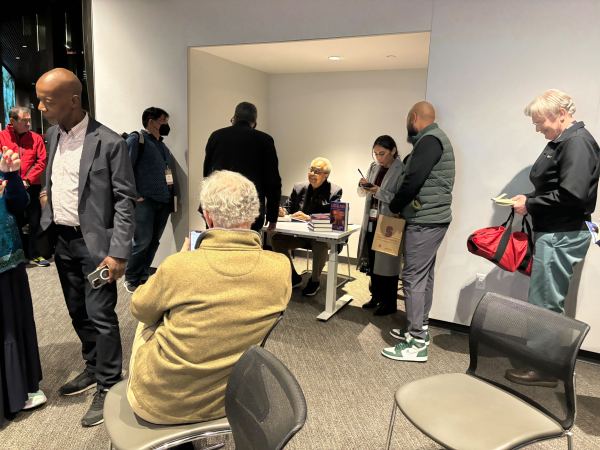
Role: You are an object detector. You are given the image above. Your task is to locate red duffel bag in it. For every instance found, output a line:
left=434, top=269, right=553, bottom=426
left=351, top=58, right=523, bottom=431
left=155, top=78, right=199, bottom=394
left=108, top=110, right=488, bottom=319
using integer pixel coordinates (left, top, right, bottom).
left=467, top=209, right=533, bottom=276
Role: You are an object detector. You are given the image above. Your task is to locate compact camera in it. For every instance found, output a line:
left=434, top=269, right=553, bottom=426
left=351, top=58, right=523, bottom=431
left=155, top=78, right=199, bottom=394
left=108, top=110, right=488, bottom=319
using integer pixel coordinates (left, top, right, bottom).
left=87, top=265, right=110, bottom=289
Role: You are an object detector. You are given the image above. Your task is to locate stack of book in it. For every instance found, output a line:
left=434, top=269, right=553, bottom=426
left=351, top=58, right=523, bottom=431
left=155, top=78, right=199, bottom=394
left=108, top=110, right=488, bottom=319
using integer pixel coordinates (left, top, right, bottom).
left=308, top=213, right=332, bottom=232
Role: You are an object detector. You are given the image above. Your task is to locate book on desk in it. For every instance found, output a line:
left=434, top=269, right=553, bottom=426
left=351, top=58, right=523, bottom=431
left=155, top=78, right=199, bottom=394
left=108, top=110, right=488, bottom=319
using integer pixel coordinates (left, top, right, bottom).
left=331, top=201, right=349, bottom=231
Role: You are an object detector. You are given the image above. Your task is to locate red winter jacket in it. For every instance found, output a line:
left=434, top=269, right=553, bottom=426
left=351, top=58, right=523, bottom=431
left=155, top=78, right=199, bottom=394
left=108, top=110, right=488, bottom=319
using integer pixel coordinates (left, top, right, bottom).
left=0, top=125, right=47, bottom=185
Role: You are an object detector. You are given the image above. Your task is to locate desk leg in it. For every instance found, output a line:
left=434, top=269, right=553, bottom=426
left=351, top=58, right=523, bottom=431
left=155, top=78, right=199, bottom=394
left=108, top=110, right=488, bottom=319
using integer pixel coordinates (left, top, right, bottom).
left=317, top=242, right=352, bottom=321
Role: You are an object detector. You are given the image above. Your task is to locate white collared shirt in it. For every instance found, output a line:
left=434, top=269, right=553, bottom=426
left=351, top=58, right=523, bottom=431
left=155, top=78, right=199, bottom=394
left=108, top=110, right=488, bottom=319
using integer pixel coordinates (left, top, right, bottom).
left=51, top=113, right=89, bottom=226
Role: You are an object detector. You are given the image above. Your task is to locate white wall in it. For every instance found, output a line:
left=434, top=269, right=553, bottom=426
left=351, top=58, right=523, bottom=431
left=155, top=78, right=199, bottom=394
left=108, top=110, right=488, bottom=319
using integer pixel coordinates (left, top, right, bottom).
left=91, top=0, right=432, bottom=262
left=268, top=70, right=427, bottom=255
left=426, top=0, right=600, bottom=352
left=92, top=0, right=600, bottom=352
left=188, top=50, right=269, bottom=231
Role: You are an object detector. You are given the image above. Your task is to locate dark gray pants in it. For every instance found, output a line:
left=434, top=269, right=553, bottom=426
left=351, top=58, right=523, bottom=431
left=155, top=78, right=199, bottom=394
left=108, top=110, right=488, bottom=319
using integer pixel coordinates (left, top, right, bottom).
left=402, top=224, right=448, bottom=340
left=54, top=232, right=122, bottom=389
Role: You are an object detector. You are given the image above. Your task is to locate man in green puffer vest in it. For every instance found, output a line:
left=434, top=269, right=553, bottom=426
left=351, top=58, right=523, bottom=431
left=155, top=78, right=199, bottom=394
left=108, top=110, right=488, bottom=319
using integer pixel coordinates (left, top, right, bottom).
left=381, top=101, right=455, bottom=363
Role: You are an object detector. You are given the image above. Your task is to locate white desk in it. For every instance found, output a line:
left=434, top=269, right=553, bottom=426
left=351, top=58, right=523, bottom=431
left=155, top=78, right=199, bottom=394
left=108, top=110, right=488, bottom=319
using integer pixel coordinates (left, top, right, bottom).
left=265, top=221, right=361, bottom=321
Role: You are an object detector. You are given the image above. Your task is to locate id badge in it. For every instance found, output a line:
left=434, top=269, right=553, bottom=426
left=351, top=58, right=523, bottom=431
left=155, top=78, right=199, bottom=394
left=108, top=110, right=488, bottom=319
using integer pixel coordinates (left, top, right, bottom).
left=165, top=168, right=174, bottom=186
left=369, top=208, right=378, bottom=220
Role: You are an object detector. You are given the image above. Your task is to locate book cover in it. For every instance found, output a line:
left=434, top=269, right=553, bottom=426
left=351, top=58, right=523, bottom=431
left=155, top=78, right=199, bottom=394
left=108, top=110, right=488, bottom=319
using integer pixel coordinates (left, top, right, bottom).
left=310, top=213, right=331, bottom=222
left=330, top=201, right=349, bottom=231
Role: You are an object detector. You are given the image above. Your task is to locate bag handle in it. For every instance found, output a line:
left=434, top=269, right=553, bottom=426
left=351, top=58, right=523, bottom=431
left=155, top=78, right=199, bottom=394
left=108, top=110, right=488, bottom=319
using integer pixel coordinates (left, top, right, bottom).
left=518, top=214, right=534, bottom=272
left=492, top=209, right=516, bottom=264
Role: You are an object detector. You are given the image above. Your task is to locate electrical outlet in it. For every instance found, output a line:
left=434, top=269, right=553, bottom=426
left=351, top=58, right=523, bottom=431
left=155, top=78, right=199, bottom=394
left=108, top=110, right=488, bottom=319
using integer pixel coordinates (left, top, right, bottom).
left=475, top=273, right=486, bottom=290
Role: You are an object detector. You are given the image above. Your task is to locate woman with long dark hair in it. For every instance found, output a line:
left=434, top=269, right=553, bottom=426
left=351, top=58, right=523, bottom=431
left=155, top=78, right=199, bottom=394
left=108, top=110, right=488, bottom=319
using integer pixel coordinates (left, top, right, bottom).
left=356, top=135, right=405, bottom=315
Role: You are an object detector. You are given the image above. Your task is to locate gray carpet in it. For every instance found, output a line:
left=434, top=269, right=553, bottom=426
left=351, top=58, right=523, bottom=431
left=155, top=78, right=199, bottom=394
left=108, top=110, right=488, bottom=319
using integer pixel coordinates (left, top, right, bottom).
left=2, top=260, right=600, bottom=450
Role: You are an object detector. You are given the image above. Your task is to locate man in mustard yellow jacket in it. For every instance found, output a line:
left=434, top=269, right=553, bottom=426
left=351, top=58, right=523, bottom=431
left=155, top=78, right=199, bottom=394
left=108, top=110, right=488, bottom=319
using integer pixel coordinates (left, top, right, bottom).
left=127, top=170, right=291, bottom=424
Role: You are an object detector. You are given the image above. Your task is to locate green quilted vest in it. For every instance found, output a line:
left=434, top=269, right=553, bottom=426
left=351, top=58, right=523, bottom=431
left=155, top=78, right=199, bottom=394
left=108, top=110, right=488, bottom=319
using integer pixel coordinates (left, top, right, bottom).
left=402, top=123, right=455, bottom=224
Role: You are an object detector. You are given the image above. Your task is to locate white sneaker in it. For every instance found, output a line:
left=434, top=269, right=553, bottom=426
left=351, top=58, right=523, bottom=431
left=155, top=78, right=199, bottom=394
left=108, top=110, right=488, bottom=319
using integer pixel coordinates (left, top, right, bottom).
left=23, top=390, right=47, bottom=410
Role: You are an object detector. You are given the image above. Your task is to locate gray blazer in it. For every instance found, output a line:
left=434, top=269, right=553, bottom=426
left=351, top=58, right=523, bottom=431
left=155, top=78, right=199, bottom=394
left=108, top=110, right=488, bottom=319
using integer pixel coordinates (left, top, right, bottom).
left=356, top=158, right=405, bottom=277
left=41, top=118, right=137, bottom=265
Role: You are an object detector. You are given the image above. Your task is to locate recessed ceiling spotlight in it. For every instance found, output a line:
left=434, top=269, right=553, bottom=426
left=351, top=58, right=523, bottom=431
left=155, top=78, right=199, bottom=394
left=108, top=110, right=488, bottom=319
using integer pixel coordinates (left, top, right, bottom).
left=386, top=54, right=397, bottom=58
left=328, top=55, right=343, bottom=61
left=22, top=45, right=28, bottom=48
left=15, top=56, right=21, bottom=60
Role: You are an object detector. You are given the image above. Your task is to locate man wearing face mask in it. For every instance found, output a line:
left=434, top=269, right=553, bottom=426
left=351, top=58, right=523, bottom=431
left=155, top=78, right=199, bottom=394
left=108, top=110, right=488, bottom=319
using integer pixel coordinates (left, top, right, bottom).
left=124, top=107, right=178, bottom=294
left=382, top=101, right=455, bottom=363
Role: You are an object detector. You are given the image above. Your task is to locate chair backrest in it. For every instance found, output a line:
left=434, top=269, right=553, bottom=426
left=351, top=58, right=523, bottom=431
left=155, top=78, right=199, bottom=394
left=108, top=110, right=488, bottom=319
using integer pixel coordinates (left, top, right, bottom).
left=225, top=346, right=307, bottom=450
left=468, top=292, right=590, bottom=430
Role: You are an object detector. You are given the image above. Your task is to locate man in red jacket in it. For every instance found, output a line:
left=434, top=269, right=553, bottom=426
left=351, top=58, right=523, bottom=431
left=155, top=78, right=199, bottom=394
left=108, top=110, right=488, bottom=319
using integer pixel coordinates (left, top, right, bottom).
left=0, top=106, right=49, bottom=266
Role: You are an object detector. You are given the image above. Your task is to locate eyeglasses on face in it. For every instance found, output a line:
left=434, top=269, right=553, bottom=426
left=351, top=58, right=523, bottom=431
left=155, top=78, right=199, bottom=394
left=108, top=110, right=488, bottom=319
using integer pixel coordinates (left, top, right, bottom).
left=308, top=167, right=329, bottom=175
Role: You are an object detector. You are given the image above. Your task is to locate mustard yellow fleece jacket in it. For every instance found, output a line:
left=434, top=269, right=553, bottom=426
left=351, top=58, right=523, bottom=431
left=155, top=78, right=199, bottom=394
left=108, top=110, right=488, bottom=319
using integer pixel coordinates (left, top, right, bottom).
left=128, top=229, right=291, bottom=424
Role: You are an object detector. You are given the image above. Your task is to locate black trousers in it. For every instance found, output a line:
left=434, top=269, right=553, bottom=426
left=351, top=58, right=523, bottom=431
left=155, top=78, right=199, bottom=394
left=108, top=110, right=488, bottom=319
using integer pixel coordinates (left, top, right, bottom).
left=17, top=184, right=42, bottom=259
left=54, top=229, right=122, bottom=389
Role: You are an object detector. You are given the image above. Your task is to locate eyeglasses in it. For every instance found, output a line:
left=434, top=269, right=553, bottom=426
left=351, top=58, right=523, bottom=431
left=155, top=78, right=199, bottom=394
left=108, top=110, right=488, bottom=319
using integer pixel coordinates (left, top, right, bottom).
left=308, top=167, right=329, bottom=175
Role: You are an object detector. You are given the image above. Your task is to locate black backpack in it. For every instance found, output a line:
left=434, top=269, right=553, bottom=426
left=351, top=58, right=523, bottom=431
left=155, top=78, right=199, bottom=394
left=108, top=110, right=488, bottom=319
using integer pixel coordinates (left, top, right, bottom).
left=121, top=131, right=145, bottom=168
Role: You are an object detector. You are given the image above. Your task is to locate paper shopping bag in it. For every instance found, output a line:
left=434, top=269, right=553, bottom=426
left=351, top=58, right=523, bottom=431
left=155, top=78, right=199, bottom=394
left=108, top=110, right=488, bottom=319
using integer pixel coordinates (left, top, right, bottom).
left=372, top=215, right=405, bottom=256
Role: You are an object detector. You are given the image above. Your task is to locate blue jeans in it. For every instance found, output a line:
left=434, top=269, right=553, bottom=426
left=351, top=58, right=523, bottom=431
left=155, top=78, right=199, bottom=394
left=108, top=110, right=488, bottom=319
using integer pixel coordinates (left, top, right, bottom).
left=528, top=230, right=590, bottom=314
left=125, top=198, right=171, bottom=286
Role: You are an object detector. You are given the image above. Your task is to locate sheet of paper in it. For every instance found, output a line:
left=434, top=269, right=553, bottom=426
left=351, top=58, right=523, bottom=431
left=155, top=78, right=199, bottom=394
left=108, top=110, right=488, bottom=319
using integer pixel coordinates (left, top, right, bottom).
left=491, top=193, right=515, bottom=206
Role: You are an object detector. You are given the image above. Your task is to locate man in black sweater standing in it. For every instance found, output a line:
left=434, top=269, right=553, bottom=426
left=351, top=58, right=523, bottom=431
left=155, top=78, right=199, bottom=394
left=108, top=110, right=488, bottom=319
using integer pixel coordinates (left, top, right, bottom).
left=203, top=102, right=281, bottom=231
left=381, top=101, right=455, bottom=363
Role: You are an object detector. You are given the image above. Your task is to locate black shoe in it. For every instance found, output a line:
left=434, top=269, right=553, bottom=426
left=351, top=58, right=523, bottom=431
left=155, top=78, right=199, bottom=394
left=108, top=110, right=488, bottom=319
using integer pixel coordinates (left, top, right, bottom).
left=59, top=370, right=97, bottom=396
left=302, top=280, right=321, bottom=296
left=81, top=389, right=108, bottom=427
left=291, top=271, right=303, bottom=288
left=374, top=304, right=397, bottom=316
left=362, top=298, right=380, bottom=309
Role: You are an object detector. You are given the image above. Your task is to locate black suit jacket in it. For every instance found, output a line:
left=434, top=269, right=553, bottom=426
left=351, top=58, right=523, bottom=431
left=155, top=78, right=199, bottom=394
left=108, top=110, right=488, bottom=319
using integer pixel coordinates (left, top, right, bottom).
left=283, top=181, right=343, bottom=215
left=203, top=122, right=282, bottom=223
left=41, top=117, right=137, bottom=265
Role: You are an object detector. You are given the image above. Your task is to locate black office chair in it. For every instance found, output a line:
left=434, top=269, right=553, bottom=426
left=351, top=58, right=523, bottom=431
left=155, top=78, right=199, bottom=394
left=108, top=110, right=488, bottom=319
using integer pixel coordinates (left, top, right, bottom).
left=225, top=346, right=308, bottom=450
left=386, top=292, right=589, bottom=450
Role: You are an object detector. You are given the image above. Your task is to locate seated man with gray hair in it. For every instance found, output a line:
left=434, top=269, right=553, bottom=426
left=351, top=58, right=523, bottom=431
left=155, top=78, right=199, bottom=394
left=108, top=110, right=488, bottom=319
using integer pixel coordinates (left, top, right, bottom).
left=272, top=157, right=342, bottom=296
left=127, top=170, right=292, bottom=425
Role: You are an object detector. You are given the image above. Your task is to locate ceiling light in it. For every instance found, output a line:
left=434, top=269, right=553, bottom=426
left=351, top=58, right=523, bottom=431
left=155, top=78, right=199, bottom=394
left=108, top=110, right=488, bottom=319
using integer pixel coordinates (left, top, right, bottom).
left=22, top=45, right=28, bottom=48
left=15, top=56, right=21, bottom=60
left=328, top=55, right=343, bottom=61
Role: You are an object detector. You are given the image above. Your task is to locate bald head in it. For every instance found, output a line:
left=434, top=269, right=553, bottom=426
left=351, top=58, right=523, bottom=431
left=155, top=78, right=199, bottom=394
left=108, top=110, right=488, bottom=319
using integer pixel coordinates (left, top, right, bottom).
left=36, top=68, right=85, bottom=129
left=406, top=101, right=436, bottom=140
left=410, top=101, right=435, bottom=122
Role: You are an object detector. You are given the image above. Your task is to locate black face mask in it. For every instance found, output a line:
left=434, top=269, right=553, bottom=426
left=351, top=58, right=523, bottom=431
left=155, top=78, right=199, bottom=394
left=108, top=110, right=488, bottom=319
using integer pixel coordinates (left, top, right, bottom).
left=159, top=123, right=171, bottom=136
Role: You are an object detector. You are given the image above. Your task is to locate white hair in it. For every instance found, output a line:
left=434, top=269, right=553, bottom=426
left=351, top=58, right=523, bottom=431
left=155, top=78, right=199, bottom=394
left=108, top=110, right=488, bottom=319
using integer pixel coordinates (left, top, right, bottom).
left=311, top=156, right=332, bottom=174
left=199, top=170, right=260, bottom=228
left=524, top=89, right=576, bottom=118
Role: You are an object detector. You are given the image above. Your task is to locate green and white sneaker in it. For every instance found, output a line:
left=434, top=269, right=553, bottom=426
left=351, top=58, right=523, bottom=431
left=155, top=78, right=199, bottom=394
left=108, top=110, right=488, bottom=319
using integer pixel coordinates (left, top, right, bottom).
left=389, top=326, right=431, bottom=346
left=382, top=336, right=428, bottom=362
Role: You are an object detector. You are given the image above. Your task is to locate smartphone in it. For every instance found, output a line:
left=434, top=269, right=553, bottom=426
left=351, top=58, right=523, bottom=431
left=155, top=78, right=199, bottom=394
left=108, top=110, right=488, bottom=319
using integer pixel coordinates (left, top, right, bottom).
left=189, top=230, right=204, bottom=250
left=357, top=168, right=374, bottom=188
left=87, top=265, right=110, bottom=289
